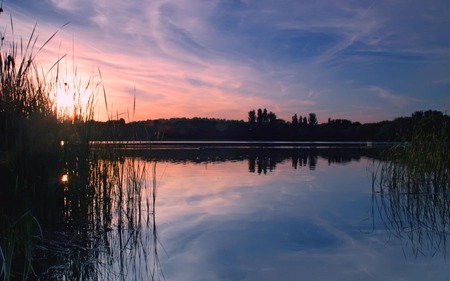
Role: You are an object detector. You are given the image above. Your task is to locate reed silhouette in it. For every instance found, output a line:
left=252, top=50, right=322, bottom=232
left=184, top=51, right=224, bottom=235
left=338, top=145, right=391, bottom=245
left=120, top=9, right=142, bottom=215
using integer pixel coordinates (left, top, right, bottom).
left=372, top=116, right=450, bottom=258
left=0, top=12, right=162, bottom=279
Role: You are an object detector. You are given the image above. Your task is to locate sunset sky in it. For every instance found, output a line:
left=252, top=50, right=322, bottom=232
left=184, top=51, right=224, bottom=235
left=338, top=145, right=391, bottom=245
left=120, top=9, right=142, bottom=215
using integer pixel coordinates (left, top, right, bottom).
left=2, top=0, right=450, bottom=123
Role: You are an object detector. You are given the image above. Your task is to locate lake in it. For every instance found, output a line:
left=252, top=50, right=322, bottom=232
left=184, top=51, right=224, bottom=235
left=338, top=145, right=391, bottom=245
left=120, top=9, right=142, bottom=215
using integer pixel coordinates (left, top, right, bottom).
left=1, top=144, right=449, bottom=280
left=150, top=146, right=449, bottom=281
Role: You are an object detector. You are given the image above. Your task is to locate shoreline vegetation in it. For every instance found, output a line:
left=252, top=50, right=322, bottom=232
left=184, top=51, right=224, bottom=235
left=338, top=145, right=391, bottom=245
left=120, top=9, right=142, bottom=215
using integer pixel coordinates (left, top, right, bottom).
left=372, top=111, right=450, bottom=258
left=0, top=9, right=449, bottom=281
left=78, top=109, right=449, bottom=143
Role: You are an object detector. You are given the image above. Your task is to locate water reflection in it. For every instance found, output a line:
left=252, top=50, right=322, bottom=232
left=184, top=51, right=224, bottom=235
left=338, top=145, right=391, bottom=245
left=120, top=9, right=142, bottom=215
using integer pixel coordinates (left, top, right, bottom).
left=2, top=145, right=450, bottom=280
left=112, top=146, right=376, bottom=174
left=372, top=157, right=450, bottom=259
left=52, top=153, right=163, bottom=281
left=0, top=146, right=164, bottom=280
left=151, top=150, right=449, bottom=280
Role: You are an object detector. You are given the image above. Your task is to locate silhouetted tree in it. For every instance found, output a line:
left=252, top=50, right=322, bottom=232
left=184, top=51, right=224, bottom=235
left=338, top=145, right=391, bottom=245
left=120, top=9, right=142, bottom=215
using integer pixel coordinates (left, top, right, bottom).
left=292, top=114, right=298, bottom=125
left=298, top=115, right=303, bottom=126
left=308, top=113, right=318, bottom=126
left=268, top=111, right=277, bottom=123
left=262, top=108, right=268, bottom=123
left=411, top=110, right=448, bottom=138
left=257, top=108, right=263, bottom=124
left=248, top=110, right=256, bottom=124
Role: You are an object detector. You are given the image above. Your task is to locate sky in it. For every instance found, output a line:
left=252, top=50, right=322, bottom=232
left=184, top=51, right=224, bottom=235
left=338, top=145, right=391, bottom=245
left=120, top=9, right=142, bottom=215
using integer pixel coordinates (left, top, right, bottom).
left=1, top=0, right=450, bottom=123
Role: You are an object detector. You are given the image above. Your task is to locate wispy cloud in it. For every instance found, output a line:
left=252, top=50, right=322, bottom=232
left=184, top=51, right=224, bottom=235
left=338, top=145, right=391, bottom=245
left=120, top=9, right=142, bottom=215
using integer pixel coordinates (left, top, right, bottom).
left=2, top=0, right=450, bottom=122
left=369, top=86, right=420, bottom=108
left=50, top=0, right=80, bottom=12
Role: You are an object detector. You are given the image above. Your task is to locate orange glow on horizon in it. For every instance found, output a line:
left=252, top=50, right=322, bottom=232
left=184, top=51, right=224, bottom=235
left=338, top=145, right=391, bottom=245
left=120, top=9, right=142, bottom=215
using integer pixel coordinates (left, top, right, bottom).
left=23, top=22, right=383, bottom=125
left=3, top=3, right=447, bottom=126
left=26, top=26, right=334, bottom=123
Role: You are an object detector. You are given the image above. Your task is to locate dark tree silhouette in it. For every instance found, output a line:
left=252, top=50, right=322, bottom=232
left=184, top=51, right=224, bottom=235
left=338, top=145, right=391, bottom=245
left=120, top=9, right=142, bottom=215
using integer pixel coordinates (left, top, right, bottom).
left=268, top=111, right=277, bottom=123
left=82, top=109, right=449, bottom=142
left=262, top=108, right=268, bottom=123
left=308, top=113, right=318, bottom=126
left=257, top=108, right=263, bottom=124
left=248, top=110, right=256, bottom=124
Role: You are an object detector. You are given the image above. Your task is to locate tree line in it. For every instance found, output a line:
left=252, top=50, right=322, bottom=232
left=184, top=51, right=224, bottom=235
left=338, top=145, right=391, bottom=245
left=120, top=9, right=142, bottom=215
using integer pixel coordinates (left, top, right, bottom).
left=80, top=109, right=449, bottom=143
left=247, top=108, right=318, bottom=126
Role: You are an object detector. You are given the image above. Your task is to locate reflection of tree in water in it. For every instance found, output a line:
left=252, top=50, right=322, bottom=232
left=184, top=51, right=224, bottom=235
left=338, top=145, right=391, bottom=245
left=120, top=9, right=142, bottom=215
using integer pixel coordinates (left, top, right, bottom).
left=291, top=150, right=317, bottom=171
left=118, top=146, right=375, bottom=175
left=247, top=147, right=369, bottom=174
left=105, top=145, right=374, bottom=174
left=248, top=155, right=276, bottom=174
left=126, top=146, right=375, bottom=165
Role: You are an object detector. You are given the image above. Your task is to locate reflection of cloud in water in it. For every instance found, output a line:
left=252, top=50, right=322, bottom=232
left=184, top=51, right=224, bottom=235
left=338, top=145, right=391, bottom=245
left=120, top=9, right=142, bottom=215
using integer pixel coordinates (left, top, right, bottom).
left=154, top=155, right=449, bottom=281
left=157, top=161, right=316, bottom=223
left=157, top=160, right=328, bottom=279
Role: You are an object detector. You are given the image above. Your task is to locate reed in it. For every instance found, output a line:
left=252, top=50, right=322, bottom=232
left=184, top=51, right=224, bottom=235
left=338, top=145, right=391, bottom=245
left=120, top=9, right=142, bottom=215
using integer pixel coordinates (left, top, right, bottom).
left=38, top=148, right=163, bottom=280
left=377, top=114, right=449, bottom=194
left=0, top=19, right=102, bottom=155
left=372, top=112, right=450, bottom=257
left=0, top=22, right=58, bottom=153
left=0, top=6, right=166, bottom=279
left=0, top=13, right=106, bottom=280
left=0, top=151, right=60, bottom=280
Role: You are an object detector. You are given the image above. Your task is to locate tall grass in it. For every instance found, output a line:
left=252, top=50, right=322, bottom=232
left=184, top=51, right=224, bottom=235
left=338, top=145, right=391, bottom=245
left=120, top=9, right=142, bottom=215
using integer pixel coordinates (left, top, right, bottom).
left=0, top=8, right=165, bottom=280
left=1, top=145, right=163, bottom=280
left=372, top=113, right=450, bottom=257
left=37, top=148, right=163, bottom=280
left=377, top=113, right=449, bottom=194
left=0, top=13, right=106, bottom=280
left=0, top=21, right=59, bottom=152
left=0, top=19, right=102, bottom=153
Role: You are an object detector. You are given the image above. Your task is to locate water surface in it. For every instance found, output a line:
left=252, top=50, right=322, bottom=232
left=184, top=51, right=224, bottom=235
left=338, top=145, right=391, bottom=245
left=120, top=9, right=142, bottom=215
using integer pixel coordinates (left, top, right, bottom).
left=145, top=147, right=449, bottom=280
left=2, top=146, right=449, bottom=280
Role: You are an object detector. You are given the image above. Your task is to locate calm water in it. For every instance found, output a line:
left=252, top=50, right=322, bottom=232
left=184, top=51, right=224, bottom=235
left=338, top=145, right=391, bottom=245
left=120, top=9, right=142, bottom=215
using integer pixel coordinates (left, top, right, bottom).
left=2, top=146, right=449, bottom=280
left=150, top=148, right=449, bottom=281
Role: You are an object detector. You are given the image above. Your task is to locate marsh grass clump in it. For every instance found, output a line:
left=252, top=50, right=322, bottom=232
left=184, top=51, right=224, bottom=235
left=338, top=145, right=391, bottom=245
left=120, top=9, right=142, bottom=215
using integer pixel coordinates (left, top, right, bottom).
left=1, top=144, right=163, bottom=280
left=0, top=24, right=60, bottom=153
left=0, top=19, right=100, bottom=155
left=0, top=34, right=61, bottom=274
left=37, top=148, right=163, bottom=281
left=378, top=111, right=450, bottom=194
left=373, top=110, right=450, bottom=257
left=0, top=14, right=102, bottom=280
left=0, top=11, right=156, bottom=279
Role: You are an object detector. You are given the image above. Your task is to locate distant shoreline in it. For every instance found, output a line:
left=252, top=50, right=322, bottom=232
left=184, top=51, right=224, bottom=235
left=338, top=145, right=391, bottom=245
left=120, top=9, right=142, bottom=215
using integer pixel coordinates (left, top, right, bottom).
left=89, top=140, right=393, bottom=149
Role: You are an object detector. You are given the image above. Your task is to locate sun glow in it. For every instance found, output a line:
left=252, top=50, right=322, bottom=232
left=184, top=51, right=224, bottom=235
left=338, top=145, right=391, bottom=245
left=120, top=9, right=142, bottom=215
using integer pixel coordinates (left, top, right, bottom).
left=52, top=76, right=97, bottom=122
left=55, top=84, right=75, bottom=121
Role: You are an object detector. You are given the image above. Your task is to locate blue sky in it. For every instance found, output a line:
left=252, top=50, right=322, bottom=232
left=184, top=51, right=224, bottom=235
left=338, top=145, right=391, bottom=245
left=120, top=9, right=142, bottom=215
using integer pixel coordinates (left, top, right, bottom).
left=2, top=0, right=450, bottom=123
